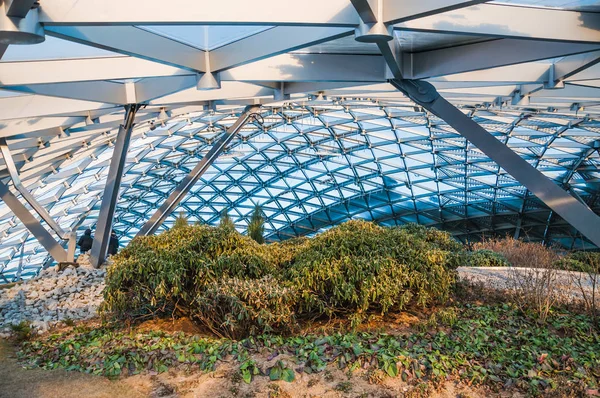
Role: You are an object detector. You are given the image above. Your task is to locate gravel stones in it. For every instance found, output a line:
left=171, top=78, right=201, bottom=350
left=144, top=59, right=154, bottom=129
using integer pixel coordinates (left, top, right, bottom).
left=0, top=255, right=106, bottom=336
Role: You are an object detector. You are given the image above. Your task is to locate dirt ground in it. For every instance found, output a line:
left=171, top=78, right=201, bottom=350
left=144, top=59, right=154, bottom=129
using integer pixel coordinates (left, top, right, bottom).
left=0, top=339, right=149, bottom=398
left=0, top=335, right=494, bottom=398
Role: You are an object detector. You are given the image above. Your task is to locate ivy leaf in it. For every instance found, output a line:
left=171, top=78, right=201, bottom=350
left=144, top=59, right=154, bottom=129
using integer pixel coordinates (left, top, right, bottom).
left=270, top=366, right=282, bottom=381
left=282, top=368, right=295, bottom=382
left=242, top=369, right=252, bottom=384
left=384, top=361, right=398, bottom=378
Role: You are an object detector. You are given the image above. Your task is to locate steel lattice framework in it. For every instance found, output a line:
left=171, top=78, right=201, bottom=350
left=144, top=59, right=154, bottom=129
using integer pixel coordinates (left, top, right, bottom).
left=1, top=0, right=600, bottom=279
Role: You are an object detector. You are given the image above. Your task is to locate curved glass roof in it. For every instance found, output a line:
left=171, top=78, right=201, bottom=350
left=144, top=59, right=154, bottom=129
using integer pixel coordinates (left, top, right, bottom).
left=1, top=101, right=598, bottom=279
left=1, top=0, right=600, bottom=279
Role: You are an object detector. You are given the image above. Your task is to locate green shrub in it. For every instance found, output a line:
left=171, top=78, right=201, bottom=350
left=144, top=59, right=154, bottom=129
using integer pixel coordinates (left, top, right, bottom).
left=103, top=220, right=461, bottom=332
left=287, top=220, right=458, bottom=326
left=559, top=251, right=600, bottom=273
left=195, top=276, right=296, bottom=339
left=102, top=224, right=280, bottom=319
left=468, top=249, right=510, bottom=267
left=399, top=223, right=465, bottom=269
left=398, top=223, right=463, bottom=253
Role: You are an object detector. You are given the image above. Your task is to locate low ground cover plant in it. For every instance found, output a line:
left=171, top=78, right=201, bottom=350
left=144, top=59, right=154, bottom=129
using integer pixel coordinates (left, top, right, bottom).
left=102, top=220, right=461, bottom=334
left=18, top=302, right=600, bottom=395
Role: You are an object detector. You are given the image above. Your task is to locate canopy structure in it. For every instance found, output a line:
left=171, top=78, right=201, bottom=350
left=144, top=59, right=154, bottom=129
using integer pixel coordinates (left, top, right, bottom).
left=1, top=0, right=600, bottom=279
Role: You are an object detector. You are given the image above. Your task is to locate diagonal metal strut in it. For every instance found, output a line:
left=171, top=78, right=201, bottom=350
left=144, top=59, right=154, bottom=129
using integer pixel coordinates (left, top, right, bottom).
left=390, top=78, right=600, bottom=247
left=0, top=180, right=68, bottom=263
left=137, top=105, right=261, bottom=237
left=90, top=104, right=140, bottom=267
left=0, top=137, right=68, bottom=240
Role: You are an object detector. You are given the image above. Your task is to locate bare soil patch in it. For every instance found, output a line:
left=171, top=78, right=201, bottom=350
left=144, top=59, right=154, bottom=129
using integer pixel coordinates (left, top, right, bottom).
left=0, top=339, right=149, bottom=398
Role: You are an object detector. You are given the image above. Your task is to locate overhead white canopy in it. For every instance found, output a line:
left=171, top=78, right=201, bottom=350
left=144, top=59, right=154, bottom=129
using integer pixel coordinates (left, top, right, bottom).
left=0, top=0, right=599, bottom=279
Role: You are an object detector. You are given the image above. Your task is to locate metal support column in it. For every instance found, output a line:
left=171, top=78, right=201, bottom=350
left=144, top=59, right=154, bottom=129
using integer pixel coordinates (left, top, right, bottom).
left=67, top=231, right=77, bottom=262
left=390, top=79, right=600, bottom=247
left=0, top=138, right=67, bottom=239
left=90, top=104, right=140, bottom=267
left=137, top=105, right=261, bottom=236
left=514, top=217, right=522, bottom=239
left=0, top=180, right=68, bottom=262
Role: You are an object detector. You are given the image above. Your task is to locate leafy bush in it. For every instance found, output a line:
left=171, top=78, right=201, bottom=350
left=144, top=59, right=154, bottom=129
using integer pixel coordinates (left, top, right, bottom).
left=102, top=224, right=280, bottom=319
left=194, top=276, right=296, bottom=339
left=468, top=249, right=510, bottom=267
left=103, top=220, right=461, bottom=332
left=558, top=251, right=600, bottom=272
left=287, top=220, right=459, bottom=326
left=398, top=223, right=463, bottom=253
left=398, top=223, right=466, bottom=269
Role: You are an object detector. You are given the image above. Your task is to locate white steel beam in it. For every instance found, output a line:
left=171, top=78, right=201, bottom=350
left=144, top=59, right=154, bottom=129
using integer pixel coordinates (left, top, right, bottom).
left=350, top=0, right=378, bottom=23
left=2, top=81, right=129, bottom=104
left=0, top=138, right=67, bottom=239
left=39, top=0, right=359, bottom=26
left=404, top=39, right=600, bottom=79
left=529, top=83, right=600, bottom=100
left=0, top=57, right=190, bottom=86
left=383, top=0, right=487, bottom=24
left=427, top=62, right=551, bottom=84
left=45, top=26, right=207, bottom=72
left=554, top=51, right=600, bottom=83
left=378, top=40, right=402, bottom=79
left=4, top=75, right=202, bottom=105
left=396, top=4, right=600, bottom=43
left=149, top=81, right=277, bottom=105
left=284, top=81, right=375, bottom=95
left=0, top=54, right=387, bottom=88
left=566, top=62, right=600, bottom=82
left=210, top=27, right=353, bottom=71
left=0, top=95, right=117, bottom=120
left=90, top=104, right=139, bottom=267
left=134, top=75, right=198, bottom=103
left=222, top=53, right=387, bottom=82
left=0, top=117, right=80, bottom=140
